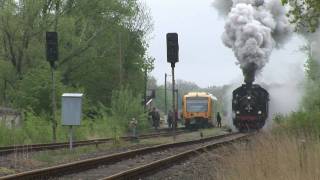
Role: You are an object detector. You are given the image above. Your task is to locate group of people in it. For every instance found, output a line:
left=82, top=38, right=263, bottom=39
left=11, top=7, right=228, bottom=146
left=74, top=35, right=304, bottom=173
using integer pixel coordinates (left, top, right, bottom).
left=148, top=107, right=223, bottom=129
left=129, top=110, right=222, bottom=142
left=149, top=107, right=179, bottom=129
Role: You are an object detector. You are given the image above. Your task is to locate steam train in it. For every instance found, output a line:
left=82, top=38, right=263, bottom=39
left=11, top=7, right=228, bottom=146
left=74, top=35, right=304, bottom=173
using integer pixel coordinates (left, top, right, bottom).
left=182, top=92, right=217, bottom=129
left=232, top=83, right=269, bottom=131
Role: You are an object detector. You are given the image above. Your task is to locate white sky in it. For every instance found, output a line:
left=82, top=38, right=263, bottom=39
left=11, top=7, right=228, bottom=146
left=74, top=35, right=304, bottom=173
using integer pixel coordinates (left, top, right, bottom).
left=142, top=0, right=306, bottom=88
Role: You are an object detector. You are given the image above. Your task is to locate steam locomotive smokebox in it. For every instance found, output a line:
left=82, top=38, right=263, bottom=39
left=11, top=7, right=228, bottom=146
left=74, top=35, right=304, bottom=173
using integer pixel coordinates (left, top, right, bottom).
left=232, top=84, right=269, bottom=131
left=62, top=93, right=83, bottom=126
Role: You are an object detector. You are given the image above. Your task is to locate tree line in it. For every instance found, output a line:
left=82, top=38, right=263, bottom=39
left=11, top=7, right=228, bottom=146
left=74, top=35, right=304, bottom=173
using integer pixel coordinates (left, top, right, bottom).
left=0, top=0, right=153, bottom=143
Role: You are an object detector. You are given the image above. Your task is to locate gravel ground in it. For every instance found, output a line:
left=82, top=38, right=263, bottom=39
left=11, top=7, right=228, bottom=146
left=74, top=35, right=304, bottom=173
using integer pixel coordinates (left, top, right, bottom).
left=144, top=150, right=224, bottom=180
left=0, top=143, right=150, bottom=176
left=144, top=142, right=243, bottom=180
left=59, top=134, right=232, bottom=179
left=0, top=128, right=224, bottom=177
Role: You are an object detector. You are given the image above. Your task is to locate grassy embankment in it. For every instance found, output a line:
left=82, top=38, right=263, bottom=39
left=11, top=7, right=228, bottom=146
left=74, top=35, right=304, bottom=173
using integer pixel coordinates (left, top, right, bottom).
left=214, top=113, right=320, bottom=180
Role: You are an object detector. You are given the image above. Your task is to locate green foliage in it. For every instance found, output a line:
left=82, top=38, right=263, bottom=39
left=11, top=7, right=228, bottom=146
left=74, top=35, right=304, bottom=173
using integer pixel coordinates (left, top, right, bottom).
left=273, top=111, right=320, bottom=135
left=110, top=87, right=149, bottom=131
left=0, top=111, right=53, bottom=145
left=271, top=43, right=320, bottom=133
left=300, top=46, right=320, bottom=112
left=0, top=0, right=153, bottom=109
left=0, top=0, right=153, bottom=143
left=10, top=64, right=65, bottom=114
left=0, top=60, right=15, bottom=105
left=83, top=87, right=150, bottom=143
left=0, top=124, right=26, bottom=146
left=0, top=110, right=90, bottom=145
left=0, top=108, right=143, bottom=146
left=282, top=0, right=320, bottom=32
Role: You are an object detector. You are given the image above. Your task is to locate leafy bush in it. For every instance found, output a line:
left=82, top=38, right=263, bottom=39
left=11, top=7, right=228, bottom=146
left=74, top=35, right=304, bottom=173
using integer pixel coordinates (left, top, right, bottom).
left=110, top=87, right=149, bottom=132
left=273, top=111, right=320, bottom=136
left=10, top=64, right=65, bottom=115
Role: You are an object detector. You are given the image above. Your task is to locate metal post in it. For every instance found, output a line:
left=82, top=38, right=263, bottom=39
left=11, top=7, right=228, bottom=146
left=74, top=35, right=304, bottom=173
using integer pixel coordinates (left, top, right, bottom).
left=176, top=89, right=179, bottom=114
left=52, top=3, right=59, bottom=143
left=171, top=63, right=176, bottom=141
left=51, top=67, right=57, bottom=142
left=164, top=73, right=167, bottom=115
left=69, top=125, right=73, bottom=150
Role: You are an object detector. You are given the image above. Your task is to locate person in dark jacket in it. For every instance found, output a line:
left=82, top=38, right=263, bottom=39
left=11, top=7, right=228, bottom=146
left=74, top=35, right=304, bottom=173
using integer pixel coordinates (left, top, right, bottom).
left=149, top=107, right=160, bottom=130
left=173, top=109, right=179, bottom=128
left=154, top=110, right=160, bottom=130
left=216, top=112, right=222, bottom=128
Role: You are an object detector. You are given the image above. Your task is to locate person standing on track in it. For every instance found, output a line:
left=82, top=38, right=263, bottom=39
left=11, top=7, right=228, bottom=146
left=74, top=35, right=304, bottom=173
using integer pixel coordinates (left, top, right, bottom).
left=154, top=109, right=160, bottom=130
left=174, top=109, right=179, bottom=128
left=129, top=117, right=138, bottom=141
left=150, top=107, right=160, bottom=130
left=216, top=112, right=222, bottom=128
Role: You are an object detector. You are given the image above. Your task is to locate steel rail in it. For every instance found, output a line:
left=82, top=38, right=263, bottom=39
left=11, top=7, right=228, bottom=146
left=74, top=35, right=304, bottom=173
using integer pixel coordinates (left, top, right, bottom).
left=0, top=133, right=236, bottom=180
left=0, top=129, right=187, bottom=155
left=102, top=133, right=250, bottom=180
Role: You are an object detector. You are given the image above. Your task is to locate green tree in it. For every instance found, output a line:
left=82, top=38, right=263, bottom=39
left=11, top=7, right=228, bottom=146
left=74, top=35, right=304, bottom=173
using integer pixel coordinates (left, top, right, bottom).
left=11, top=64, right=64, bottom=115
left=282, top=0, right=320, bottom=32
left=280, top=0, right=320, bottom=132
left=109, top=87, right=148, bottom=140
left=0, top=0, right=153, bottom=142
left=0, top=0, right=153, bottom=107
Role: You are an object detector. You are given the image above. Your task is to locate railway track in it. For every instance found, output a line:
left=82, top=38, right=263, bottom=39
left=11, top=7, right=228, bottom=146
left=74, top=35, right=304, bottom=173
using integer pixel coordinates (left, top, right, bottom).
left=0, top=132, right=250, bottom=180
left=0, top=128, right=187, bottom=155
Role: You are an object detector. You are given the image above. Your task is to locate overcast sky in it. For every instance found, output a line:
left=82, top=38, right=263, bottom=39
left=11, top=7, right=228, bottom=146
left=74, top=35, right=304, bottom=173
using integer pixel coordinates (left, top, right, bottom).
left=142, top=0, right=306, bottom=88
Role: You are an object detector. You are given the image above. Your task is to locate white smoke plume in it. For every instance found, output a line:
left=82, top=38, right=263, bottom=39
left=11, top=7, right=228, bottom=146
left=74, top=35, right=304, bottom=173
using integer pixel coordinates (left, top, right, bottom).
left=258, top=56, right=306, bottom=129
left=212, top=0, right=233, bottom=17
left=218, top=0, right=292, bottom=83
left=309, top=28, right=320, bottom=62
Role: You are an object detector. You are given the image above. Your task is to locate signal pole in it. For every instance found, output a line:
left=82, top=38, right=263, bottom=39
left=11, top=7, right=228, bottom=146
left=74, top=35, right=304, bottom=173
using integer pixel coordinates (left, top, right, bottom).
left=46, top=32, right=58, bottom=142
left=166, top=33, right=179, bottom=141
left=175, top=89, right=179, bottom=112
left=51, top=66, right=57, bottom=142
left=171, top=63, right=176, bottom=140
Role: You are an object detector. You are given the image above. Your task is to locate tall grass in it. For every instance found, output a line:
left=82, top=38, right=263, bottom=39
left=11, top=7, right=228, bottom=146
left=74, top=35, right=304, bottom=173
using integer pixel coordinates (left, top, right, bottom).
left=0, top=111, right=91, bottom=146
left=215, top=132, right=320, bottom=180
left=0, top=87, right=149, bottom=146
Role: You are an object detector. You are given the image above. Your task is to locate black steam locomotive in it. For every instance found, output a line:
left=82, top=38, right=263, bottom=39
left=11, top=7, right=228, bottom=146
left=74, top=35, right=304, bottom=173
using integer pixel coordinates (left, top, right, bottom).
left=232, top=83, right=269, bottom=131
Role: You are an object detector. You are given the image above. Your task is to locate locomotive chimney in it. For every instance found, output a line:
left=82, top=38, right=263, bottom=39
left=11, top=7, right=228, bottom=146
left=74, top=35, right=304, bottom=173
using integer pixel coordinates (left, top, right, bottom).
left=243, top=63, right=257, bottom=85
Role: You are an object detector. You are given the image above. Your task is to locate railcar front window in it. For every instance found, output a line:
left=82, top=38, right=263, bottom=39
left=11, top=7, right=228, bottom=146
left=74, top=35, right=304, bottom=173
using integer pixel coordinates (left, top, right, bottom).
left=186, top=97, right=208, bottom=112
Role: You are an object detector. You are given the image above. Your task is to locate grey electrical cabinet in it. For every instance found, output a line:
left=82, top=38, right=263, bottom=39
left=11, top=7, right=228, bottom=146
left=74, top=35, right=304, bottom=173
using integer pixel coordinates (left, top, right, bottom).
left=62, top=93, right=83, bottom=126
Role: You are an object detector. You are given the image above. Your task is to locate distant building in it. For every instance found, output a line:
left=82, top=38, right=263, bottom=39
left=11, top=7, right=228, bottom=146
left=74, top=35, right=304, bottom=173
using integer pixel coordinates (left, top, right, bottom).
left=0, top=107, right=21, bottom=128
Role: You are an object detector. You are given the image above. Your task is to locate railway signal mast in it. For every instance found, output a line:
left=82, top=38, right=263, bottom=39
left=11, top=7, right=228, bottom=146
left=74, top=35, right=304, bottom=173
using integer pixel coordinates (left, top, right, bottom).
left=46, top=32, right=58, bottom=142
left=166, top=33, right=179, bottom=140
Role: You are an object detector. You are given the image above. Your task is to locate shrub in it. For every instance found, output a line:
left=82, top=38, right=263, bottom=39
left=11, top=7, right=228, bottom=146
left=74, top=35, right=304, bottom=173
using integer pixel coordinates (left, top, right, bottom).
left=110, top=87, right=149, bottom=132
left=272, top=111, right=320, bottom=137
